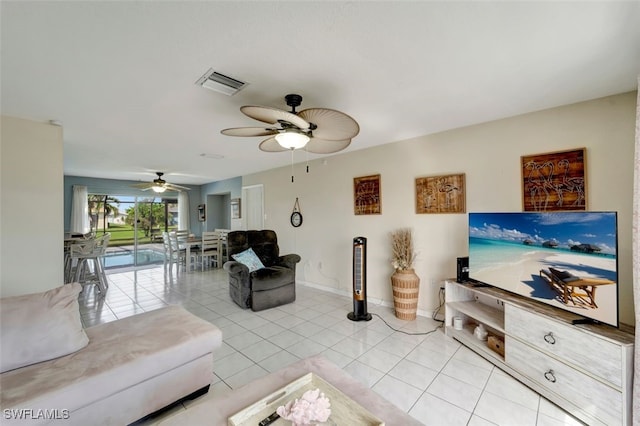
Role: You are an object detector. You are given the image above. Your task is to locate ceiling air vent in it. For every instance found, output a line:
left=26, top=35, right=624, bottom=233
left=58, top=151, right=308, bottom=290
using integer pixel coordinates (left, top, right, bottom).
left=196, top=69, right=248, bottom=96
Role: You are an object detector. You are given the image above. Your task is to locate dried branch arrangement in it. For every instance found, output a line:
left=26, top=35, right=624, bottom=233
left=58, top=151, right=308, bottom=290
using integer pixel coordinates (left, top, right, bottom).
left=390, top=228, right=416, bottom=271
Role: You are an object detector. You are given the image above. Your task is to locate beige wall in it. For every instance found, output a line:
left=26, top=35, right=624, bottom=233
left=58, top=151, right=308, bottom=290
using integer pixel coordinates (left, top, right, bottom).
left=244, top=92, right=636, bottom=325
left=1, top=116, right=64, bottom=296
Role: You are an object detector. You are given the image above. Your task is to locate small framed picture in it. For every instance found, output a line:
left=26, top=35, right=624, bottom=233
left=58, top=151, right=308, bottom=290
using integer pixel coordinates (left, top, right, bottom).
left=521, top=148, right=586, bottom=211
left=415, top=173, right=465, bottom=214
left=230, top=198, right=241, bottom=219
left=354, top=174, right=381, bottom=215
left=197, top=204, right=206, bottom=222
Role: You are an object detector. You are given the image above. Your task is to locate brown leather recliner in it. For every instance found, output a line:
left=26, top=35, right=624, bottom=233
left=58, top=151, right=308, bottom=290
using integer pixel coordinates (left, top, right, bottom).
left=223, top=230, right=300, bottom=311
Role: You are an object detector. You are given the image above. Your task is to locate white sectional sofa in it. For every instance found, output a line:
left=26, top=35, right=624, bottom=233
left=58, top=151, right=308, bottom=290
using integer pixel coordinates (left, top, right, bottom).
left=0, top=283, right=222, bottom=425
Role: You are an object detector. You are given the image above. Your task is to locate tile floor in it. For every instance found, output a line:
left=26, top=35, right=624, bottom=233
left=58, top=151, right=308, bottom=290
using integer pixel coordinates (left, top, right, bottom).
left=79, top=266, right=584, bottom=426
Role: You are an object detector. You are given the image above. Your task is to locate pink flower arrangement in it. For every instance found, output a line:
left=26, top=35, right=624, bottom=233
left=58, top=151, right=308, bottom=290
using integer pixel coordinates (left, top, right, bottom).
left=276, top=388, right=331, bottom=426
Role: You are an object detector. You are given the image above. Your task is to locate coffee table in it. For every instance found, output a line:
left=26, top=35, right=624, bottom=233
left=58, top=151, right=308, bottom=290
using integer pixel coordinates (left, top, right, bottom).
left=158, top=355, right=422, bottom=426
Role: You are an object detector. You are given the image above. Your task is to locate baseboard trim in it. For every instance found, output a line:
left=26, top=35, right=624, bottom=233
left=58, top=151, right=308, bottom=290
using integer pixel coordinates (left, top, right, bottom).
left=297, top=280, right=433, bottom=319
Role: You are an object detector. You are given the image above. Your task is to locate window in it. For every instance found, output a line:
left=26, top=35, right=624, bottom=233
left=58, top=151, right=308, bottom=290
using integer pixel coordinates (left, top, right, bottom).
left=88, top=195, right=177, bottom=246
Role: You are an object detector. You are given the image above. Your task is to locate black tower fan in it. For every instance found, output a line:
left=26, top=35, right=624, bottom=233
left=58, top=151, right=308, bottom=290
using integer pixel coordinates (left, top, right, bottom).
left=347, top=236, right=372, bottom=321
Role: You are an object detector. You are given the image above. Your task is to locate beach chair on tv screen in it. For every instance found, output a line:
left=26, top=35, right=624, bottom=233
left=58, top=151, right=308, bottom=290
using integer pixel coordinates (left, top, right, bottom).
left=539, top=267, right=614, bottom=309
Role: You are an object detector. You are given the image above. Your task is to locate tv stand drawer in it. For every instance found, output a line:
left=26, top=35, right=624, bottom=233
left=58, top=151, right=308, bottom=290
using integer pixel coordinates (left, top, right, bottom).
left=505, top=304, right=621, bottom=387
left=506, top=336, right=622, bottom=426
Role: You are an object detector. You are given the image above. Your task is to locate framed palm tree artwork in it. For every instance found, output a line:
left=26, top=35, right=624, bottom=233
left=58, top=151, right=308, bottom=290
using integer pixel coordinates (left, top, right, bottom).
left=415, top=173, right=465, bottom=214
left=521, top=148, right=586, bottom=212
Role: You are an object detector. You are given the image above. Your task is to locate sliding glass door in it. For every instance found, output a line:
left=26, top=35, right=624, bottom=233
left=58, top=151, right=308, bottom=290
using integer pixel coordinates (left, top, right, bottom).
left=88, top=194, right=178, bottom=269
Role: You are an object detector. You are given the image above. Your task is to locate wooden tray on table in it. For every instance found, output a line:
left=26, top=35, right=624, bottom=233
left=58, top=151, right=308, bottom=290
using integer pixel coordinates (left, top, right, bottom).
left=228, top=372, right=385, bottom=426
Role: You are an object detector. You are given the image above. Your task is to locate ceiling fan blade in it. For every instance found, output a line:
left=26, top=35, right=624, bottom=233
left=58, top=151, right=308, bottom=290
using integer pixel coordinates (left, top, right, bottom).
left=259, top=137, right=289, bottom=152
left=298, top=108, right=359, bottom=141
left=165, top=183, right=191, bottom=191
left=241, top=106, right=310, bottom=130
left=131, top=182, right=153, bottom=189
left=221, top=127, right=278, bottom=137
left=304, top=137, right=351, bottom=154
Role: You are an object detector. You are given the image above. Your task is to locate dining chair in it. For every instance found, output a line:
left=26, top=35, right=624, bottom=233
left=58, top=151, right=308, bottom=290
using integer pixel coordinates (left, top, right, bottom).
left=168, top=231, right=188, bottom=272
left=174, top=229, right=190, bottom=248
left=214, top=229, right=230, bottom=263
left=69, top=233, right=111, bottom=294
left=162, top=232, right=174, bottom=274
left=65, top=238, right=95, bottom=284
left=163, top=231, right=186, bottom=275
left=63, top=231, right=97, bottom=280
left=199, top=231, right=221, bottom=271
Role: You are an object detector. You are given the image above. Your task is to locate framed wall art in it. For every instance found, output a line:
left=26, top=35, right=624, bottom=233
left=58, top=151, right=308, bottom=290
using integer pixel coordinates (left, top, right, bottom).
left=415, top=173, right=466, bottom=214
left=230, top=198, right=241, bottom=219
left=354, top=174, right=381, bottom=215
left=521, top=148, right=586, bottom=211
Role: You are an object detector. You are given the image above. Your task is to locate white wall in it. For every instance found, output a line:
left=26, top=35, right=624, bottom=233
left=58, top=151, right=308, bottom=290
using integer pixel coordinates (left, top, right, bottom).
left=243, top=92, right=636, bottom=325
left=1, top=116, right=64, bottom=296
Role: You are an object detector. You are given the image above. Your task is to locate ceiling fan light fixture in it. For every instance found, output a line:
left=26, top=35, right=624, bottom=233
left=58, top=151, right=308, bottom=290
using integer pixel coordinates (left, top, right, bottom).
left=275, top=130, right=310, bottom=150
left=224, top=94, right=359, bottom=154
left=152, top=185, right=167, bottom=193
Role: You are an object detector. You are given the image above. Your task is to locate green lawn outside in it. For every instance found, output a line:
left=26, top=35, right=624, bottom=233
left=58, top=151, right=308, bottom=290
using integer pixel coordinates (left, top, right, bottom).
left=96, top=224, right=177, bottom=246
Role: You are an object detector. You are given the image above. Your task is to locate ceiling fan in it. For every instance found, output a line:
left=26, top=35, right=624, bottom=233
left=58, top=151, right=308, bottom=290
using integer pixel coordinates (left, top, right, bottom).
left=221, top=94, right=360, bottom=154
left=131, top=172, right=190, bottom=193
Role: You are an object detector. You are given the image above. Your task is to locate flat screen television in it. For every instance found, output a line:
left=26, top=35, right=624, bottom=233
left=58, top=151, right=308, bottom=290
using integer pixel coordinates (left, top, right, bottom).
left=468, top=211, right=619, bottom=327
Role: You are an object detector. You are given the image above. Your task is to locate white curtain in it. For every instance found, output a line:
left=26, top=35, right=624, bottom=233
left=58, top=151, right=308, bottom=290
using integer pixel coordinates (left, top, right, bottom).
left=69, top=185, right=90, bottom=234
left=632, top=79, right=639, bottom=425
left=178, top=191, right=190, bottom=232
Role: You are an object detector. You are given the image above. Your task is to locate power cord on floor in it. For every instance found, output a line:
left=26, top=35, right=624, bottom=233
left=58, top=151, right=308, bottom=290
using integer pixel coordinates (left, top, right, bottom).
left=432, top=286, right=446, bottom=323
left=371, top=287, right=446, bottom=336
left=371, top=313, right=442, bottom=336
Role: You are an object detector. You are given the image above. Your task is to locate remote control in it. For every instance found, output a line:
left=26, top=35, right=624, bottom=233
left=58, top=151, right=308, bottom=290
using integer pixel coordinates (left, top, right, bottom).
left=258, top=411, right=280, bottom=426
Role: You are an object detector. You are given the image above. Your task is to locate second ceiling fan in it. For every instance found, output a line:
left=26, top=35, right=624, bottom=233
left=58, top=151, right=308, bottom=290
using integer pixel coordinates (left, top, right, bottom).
left=130, top=172, right=190, bottom=193
left=221, top=94, right=359, bottom=154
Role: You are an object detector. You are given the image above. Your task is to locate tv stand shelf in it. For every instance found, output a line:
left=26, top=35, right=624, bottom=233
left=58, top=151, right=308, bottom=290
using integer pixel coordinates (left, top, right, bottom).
left=445, top=280, right=634, bottom=426
left=447, top=325, right=505, bottom=364
left=446, top=301, right=504, bottom=332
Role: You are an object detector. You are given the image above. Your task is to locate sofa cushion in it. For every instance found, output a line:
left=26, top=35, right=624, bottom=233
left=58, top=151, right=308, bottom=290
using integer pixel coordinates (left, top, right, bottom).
left=232, top=247, right=265, bottom=272
left=0, top=283, right=88, bottom=373
left=0, top=305, right=222, bottom=414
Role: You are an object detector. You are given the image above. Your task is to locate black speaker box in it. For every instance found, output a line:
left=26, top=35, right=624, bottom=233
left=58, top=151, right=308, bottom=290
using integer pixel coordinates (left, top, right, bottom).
left=456, top=257, right=469, bottom=283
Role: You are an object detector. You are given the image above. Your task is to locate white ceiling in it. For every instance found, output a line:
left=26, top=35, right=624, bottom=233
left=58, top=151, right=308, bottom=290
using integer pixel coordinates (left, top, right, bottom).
left=2, top=1, right=639, bottom=186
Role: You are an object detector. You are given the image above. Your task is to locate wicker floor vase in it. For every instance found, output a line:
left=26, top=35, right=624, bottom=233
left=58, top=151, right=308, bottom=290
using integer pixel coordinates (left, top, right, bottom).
left=391, top=268, right=420, bottom=320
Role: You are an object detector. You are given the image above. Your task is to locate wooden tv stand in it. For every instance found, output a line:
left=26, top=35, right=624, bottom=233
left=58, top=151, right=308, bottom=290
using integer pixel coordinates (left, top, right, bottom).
left=444, top=280, right=634, bottom=426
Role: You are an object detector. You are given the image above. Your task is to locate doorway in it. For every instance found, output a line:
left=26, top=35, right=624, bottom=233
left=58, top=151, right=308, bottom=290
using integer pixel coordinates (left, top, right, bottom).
left=205, top=193, right=231, bottom=231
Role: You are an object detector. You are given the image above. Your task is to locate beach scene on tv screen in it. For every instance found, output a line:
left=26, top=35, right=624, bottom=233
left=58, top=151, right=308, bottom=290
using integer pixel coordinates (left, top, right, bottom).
left=469, top=212, right=618, bottom=326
